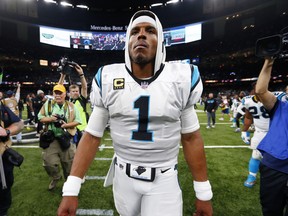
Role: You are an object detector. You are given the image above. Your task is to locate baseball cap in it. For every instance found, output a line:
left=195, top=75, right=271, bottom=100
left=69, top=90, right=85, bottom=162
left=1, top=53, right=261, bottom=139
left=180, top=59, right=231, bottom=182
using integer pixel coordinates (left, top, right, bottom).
left=6, top=90, right=13, bottom=96
left=53, top=84, right=66, bottom=93
left=37, top=90, right=44, bottom=95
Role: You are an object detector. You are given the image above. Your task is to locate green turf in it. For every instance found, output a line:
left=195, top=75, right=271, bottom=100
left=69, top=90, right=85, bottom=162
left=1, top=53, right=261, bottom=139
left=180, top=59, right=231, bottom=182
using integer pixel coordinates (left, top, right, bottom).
left=8, top=105, right=262, bottom=216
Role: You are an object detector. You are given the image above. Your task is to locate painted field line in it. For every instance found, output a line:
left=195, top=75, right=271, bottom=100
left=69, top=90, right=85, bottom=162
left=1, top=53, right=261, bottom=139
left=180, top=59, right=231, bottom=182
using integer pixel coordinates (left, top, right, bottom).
left=195, top=110, right=204, bottom=112
left=104, top=138, right=112, bottom=141
left=85, top=176, right=106, bottom=180
left=95, top=158, right=112, bottom=161
left=204, top=145, right=249, bottom=148
left=199, top=122, right=234, bottom=125
left=76, top=209, right=113, bottom=216
left=12, top=145, right=39, bottom=148
left=12, top=138, right=39, bottom=144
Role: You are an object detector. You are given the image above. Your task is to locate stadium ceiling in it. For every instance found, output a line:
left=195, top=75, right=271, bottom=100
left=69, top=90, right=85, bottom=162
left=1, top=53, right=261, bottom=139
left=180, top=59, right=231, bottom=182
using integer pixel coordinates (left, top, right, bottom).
left=35, top=0, right=276, bottom=28
left=42, top=0, right=188, bottom=12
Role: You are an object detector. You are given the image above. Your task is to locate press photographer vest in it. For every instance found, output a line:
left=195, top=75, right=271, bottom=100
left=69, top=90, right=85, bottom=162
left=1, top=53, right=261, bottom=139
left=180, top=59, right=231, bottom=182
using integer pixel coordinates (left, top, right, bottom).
left=40, top=99, right=77, bottom=136
left=2, top=98, right=19, bottom=116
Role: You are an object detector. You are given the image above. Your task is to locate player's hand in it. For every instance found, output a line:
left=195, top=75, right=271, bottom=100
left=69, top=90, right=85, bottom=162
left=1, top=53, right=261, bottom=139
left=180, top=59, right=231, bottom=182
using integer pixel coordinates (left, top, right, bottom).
left=57, top=196, right=78, bottom=216
left=193, top=199, right=213, bottom=216
left=241, top=131, right=250, bottom=144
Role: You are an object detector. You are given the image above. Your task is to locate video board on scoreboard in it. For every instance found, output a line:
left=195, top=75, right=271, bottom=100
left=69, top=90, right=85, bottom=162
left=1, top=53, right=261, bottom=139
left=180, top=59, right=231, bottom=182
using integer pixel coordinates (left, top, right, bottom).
left=39, top=23, right=201, bottom=50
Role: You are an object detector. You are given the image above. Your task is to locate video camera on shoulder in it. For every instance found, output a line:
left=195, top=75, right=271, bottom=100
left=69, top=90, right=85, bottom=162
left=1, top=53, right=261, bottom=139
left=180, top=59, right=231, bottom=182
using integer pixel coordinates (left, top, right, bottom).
left=255, top=27, right=288, bottom=59
left=57, top=57, right=77, bottom=75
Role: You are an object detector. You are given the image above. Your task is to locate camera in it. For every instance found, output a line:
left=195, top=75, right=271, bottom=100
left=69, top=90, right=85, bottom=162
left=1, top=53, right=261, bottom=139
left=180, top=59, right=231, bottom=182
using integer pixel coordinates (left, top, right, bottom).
left=53, top=114, right=66, bottom=128
left=57, top=57, right=77, bottom=75
left=255, top=31, right=288, bottom=59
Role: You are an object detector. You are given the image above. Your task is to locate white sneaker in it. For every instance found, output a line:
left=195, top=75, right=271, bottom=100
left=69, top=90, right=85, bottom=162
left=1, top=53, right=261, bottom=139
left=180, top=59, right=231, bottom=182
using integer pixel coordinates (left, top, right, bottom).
left=206, top=126, right=211, bottom=129
left=219, top=117, right=224, bottom=121
left=211, top=125, right=215, bottom=128
left=235, top=128, right=241, bottom=132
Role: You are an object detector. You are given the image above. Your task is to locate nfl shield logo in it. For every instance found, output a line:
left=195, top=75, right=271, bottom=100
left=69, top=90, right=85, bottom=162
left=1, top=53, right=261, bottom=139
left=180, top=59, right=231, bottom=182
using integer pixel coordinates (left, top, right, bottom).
left=141, top=81, right=149, bottom=89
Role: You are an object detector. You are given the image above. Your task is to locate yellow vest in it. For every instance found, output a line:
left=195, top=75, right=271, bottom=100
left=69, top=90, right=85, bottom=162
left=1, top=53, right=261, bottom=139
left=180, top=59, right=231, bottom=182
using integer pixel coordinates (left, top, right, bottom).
left=74, top=100, right=87, bottom=131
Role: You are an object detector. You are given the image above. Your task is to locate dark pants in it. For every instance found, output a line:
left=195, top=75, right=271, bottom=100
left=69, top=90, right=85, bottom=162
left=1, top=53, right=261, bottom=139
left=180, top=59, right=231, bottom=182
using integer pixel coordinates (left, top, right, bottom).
left=235, top=113, right=243, bottom=128
left=0, top=154, right=14, bottom=216
left=73, top=130, right=83, bottom=147
left=36, top=121, right=43, bottom=134
left=260, top=163, right=288, bottom=216
left=206, top=111, right=215, bottom=126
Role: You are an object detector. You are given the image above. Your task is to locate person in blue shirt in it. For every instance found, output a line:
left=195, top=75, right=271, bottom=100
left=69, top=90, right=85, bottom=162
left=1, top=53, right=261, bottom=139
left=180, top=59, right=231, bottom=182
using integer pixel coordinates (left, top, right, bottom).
left=255, top=57, right=288, bottom=216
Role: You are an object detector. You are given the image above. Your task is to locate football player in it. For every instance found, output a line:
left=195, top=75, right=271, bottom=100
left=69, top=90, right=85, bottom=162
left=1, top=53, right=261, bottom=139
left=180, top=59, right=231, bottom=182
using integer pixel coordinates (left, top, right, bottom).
left=230, top=91, right=245, bottom=132
left=218, top=94, right=233, bottom=121
left=57, top=10, right=213, bottom=216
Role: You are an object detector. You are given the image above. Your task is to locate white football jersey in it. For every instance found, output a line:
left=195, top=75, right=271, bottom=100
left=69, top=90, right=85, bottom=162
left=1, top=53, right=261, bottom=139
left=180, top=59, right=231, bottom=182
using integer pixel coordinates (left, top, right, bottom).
left=231, top=98, right=241, bottom=113
left=87, top=62, right=203, bottom=167
left=242, top=95, right=269, bottom=132
left=242, top=92, right=287, bottom=132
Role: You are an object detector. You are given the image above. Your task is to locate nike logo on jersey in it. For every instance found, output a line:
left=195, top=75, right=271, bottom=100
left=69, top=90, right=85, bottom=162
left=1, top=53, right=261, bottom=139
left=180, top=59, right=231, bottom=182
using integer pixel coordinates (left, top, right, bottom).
left=160, top=168, right=171, bottom=173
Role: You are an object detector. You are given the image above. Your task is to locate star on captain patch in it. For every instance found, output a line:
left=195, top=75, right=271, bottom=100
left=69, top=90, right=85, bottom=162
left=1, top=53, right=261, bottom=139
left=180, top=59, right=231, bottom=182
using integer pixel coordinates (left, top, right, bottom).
left=140, top=81, right=149, bottom=89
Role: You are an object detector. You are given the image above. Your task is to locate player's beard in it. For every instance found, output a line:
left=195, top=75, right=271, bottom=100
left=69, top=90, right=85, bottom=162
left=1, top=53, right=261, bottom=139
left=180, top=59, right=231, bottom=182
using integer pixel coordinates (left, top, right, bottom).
left=131, top=54, right=155, bottom=66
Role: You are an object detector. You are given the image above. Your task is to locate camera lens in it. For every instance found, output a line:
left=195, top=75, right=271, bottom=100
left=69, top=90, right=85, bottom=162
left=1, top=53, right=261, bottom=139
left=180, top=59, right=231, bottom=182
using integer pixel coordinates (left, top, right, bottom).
left=255, top=35, right=282, bottom=57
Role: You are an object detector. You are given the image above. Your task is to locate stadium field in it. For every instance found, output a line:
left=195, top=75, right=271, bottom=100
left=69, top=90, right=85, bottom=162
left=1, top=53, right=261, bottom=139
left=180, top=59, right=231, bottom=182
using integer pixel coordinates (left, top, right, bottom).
left=9, top=105, right=261, bottom=216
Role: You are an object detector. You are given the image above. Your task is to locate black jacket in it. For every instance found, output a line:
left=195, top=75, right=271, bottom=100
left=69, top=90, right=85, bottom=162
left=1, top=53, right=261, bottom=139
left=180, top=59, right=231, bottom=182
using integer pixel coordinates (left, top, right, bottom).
left=204, top=98, right=218, bottom=112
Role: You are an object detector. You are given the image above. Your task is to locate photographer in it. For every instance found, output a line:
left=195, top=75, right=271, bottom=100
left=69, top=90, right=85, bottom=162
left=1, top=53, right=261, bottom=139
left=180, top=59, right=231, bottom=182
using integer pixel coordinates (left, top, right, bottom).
left=32, top=90, right=47, bottom=137
left=2, top=83, right=22, bottom=143
left=255, top=57, right=288, bottom=216
left=0, top=103, right=24, bottom=215
left=58, top=61, right=88, bottom=146
left=38, top=84, right=81, bottom=191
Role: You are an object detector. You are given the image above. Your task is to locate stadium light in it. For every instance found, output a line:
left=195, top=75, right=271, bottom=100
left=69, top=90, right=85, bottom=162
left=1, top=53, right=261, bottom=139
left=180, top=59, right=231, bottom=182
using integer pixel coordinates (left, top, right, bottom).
left=60, top=1, right=73, bottom=7
left=76, top=4, right=89, bottom=10
left=151, top=3, right=163, bottom=7
left=166, top=0, right=179, bottom=5
left=44, top=0, right=57, bottom=4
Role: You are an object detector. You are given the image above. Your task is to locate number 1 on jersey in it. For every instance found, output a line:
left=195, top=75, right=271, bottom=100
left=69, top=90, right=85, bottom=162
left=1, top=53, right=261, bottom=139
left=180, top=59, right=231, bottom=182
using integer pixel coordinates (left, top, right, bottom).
left=132, top=96, right=153, bottom=141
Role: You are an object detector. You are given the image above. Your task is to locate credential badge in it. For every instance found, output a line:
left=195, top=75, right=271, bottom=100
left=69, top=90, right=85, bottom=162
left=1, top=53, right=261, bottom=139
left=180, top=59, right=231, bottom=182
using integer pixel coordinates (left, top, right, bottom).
left=113, top=78, right=125, bottom=90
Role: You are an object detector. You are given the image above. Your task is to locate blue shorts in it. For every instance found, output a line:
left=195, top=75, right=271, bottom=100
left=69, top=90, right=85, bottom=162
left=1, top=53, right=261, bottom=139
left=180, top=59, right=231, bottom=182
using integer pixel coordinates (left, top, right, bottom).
left=221, top=108, right=230, bottom=114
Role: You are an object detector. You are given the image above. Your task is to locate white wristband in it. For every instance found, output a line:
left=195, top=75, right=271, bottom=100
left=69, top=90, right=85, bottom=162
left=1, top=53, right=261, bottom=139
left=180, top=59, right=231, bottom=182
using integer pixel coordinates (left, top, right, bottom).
left=193, top=180, right=213, bottom=201
left=62, top=176, right=82, bottom=196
